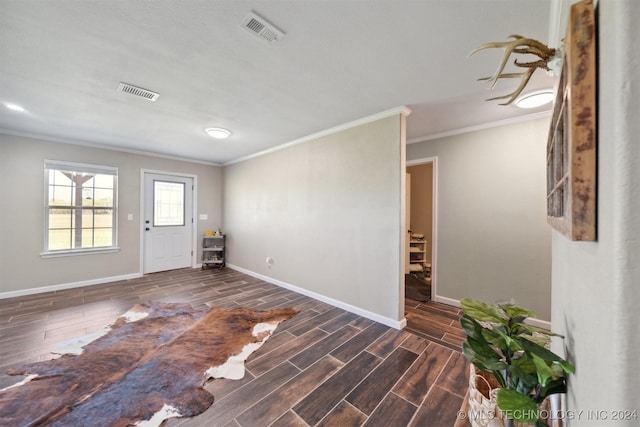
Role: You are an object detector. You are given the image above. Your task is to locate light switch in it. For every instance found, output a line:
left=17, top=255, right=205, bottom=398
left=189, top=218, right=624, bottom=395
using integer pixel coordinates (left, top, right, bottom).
left=127, top=214, right=133, bottom=221
left=199, top=214, right=208, bottom=220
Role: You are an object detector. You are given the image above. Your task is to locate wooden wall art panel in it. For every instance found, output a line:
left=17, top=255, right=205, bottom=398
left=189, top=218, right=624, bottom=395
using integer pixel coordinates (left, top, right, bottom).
left=546, top=0, right=597, bottom=241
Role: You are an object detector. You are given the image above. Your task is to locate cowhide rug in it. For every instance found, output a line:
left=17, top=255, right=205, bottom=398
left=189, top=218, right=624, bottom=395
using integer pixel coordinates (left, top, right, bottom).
left=0, top=301, right=299, bottom=427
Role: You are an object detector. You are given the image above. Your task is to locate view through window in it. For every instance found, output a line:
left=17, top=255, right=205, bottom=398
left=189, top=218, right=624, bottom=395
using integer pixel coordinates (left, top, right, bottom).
left=44, top=160, right=118, bottom=254
left=153, top=180, right=185, bottom=227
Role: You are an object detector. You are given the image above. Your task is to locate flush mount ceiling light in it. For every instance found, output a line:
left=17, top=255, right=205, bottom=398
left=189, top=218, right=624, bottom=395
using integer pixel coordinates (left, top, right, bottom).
left=4, top=103, right=25, bottom=112
left=515, top=90, right=555, bottom=109
left=205, top=127, right=231, bottom=139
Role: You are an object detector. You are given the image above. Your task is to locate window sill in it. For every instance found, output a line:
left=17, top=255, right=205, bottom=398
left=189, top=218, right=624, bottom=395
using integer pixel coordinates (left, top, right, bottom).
left=40, top=247, right=121, bottom=258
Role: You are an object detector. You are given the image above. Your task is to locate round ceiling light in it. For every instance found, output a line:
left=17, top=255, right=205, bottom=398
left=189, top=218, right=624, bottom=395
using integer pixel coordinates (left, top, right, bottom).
left=515, top=90, right=555, bottom=109
left=4, top=103, right=25, bottom=112
left=204, top=127, right=231, bottom=139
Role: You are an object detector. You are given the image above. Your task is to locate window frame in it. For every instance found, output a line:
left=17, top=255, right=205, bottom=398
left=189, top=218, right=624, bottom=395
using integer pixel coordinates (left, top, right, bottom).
left=42, top=160, right=119, bottom=258
left=152, top=180, right=186, bottom=227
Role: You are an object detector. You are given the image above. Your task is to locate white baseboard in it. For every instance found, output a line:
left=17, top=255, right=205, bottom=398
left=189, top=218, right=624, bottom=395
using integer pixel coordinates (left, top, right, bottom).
left=433, top=295, right=552, bottom=330
left=227, top=264, right=407, bottom=330
left=1, top=268, right=551, bottom=332
left=0, top=273, right=143, bottom=300
left=433, top=295, right=462, bottom=308
left=523, top=316, right=552, bottom=331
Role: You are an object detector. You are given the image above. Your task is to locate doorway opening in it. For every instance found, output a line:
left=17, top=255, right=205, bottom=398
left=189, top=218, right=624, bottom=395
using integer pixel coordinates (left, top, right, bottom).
left=405, top=157, right=437, bottom=302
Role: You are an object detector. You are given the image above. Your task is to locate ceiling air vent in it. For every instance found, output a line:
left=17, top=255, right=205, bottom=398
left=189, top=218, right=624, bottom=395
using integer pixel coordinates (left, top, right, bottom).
left=241, top=11, right=285, bottom=45
left=117, top=82, right=160, bottom=101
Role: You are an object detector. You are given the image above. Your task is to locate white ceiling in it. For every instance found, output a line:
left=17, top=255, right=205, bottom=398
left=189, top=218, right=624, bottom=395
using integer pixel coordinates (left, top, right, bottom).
left=0, top=0, right=555, bottom=165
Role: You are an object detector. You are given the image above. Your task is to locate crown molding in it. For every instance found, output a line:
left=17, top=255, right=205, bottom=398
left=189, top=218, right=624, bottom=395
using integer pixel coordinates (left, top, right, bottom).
left=406, top=110, right=552, bottom=145
left=224, top=106, right=411, bottom=166
left=0, top=128, right=222, bottom=167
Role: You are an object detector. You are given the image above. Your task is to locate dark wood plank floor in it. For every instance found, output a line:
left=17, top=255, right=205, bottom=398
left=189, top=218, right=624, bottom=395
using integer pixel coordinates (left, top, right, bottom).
left=0, top=267, right=470, bottom=427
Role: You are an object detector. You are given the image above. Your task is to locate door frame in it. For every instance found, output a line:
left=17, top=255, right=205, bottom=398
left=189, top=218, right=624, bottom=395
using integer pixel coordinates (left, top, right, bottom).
left=406, top=156, right=438, bottom=300
left=139, top=169, right=198, bottom=274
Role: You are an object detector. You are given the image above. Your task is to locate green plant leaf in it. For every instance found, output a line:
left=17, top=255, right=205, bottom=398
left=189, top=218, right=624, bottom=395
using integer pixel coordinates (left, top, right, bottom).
left=464, top=339, right=509, bottom=374
left=502, top=304, right=536, bottom=319
left=461, top=298, right=508, bottom=324
left=510, top=315, right=530, bottom=327
left=496, top=389, right=539, bottom=423
left=515, top=337, right=575, bottom=374
left=515, top=323, right=565, bottom=338
left=538, top=378, right=568, bottom=400
left=459, top=314, right=486, bottom=341
left=484, top=360, right=510, bottom=372
left=462, top=342, right=494, bottom=372
left=510, top=358, right=538, bottom=390
left=481, top=327, right=508, bottom=350
left=493, top=327, right=523, bottom=352
left=531, top=354, right=554, bottom=386
left=516, top=336, right=564, bottom=362
left=466, top=336, right=502, bottom=360
left=519, top=334, right=551, bottom=348
left=558, top=359, right=576, bottom=374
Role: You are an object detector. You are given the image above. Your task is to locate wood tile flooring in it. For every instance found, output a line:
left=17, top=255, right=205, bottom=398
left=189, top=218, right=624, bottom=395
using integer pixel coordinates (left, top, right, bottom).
left=0, top=267, right=470, bottom=427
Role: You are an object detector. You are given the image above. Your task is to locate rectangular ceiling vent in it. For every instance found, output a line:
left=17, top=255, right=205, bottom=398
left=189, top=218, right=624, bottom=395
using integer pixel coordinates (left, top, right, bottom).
left=117, top=82, right=160, bottom=101
left=241, top=11, right=285, bottom=45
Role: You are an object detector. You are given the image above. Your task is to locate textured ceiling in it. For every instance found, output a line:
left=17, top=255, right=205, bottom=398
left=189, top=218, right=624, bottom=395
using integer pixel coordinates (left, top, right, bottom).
left=0, top=0, right=554, bottom=165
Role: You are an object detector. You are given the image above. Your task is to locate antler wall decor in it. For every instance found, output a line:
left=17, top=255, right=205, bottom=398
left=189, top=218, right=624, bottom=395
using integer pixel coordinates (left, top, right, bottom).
left=469, top=34, right=559, bottom=105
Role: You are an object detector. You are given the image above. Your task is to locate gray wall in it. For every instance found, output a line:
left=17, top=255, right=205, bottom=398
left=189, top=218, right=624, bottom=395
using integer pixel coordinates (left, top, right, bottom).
left=407, top=117, right=552, bottom=320
left=223, top=114, right=405, bottom=324
left=552, top=0, right=640, bottom=419
left=0, top=134, right=222, bottom=294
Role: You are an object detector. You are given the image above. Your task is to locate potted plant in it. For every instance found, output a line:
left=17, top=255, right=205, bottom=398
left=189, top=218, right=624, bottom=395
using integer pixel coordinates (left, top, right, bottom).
left=460, top=298, right=575, bottom=427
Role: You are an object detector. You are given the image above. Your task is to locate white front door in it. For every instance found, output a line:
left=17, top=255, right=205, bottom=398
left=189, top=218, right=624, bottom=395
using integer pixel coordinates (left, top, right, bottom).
left=143, top=173, right=194, bottom=274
